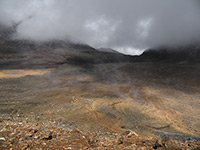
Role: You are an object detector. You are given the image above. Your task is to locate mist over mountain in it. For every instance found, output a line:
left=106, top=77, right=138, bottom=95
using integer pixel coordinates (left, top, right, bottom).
left=1, top=0, right=200, bottom=55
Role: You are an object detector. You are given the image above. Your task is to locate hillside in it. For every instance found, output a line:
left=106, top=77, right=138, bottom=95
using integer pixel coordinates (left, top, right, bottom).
left=0, top=32, right=200, bottom=149
left=136, top=45, right=200, bottom=63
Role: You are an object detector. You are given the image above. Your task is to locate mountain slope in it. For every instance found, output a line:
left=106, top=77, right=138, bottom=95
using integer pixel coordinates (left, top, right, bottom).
left=136, top=45, right=200, bottom=63
left=0, top=27, right=200, bottom=143
left=0, top=39, right=137, bottom=70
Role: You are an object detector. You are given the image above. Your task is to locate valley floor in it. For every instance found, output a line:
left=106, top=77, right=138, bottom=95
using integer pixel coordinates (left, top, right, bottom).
left=0, top=62, right=200, bottom=149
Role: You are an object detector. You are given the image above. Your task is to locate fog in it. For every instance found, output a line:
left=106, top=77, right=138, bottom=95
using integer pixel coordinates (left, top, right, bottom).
left=0, top=0, right=200, bottom=55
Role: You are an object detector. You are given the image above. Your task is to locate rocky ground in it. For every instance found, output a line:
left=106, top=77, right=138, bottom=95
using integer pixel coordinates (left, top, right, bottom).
left=0, top=40, right=200, bottom=149
left=0, top=116, right=200, bottom=150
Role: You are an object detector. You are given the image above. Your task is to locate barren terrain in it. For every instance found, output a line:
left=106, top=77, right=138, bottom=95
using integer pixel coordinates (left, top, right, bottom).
left=0, top=41, right=200, bottom=149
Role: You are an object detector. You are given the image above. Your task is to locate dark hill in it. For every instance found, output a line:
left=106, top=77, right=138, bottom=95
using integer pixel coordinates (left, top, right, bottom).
left=1, top=23, right=200, bottom=67
left=0, top=39, right=136, bottom=69
left=136, top=45, right=200, bottom=63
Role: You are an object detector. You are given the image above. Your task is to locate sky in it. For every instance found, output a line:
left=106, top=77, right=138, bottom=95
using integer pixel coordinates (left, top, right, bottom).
left=0, top=0, right=200, bottom=55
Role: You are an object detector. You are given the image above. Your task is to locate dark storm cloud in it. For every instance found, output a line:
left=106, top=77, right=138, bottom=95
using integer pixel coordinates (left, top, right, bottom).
left=0, top=0, right=200, bottom=55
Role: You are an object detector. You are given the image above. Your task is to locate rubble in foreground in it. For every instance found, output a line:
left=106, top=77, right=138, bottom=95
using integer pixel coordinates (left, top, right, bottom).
left=0, top=117, right=199, bottom=150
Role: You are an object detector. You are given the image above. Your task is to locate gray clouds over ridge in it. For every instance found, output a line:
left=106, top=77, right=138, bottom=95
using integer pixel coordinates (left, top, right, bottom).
left=0, top=0, right=200, bottom=55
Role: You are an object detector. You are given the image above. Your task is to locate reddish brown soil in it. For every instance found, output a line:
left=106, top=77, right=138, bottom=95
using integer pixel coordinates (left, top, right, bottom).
left=0, top=118, right=199, bottom=150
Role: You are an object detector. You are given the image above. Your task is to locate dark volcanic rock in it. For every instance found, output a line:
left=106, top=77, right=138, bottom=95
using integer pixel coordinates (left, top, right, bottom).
left=136, top=45, right=200, bottom=63
left=0, top=24, right=16, bottom=41
left=153, top=139, right=163, bottom=149
left=0, top=39, right=136, bottom=69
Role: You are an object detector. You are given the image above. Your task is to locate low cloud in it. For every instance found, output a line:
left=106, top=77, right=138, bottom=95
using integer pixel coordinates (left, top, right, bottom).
left=0, top=0, right=200, bottom=55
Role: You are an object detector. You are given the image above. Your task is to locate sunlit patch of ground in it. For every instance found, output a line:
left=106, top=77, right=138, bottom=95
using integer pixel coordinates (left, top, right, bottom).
left=0, top=69, right=52, bottom=78
left=0, top=63, right=200, bottom=138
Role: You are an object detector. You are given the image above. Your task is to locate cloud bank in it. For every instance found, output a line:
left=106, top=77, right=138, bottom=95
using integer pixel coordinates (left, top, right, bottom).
left=0, top=0, right=200, bottom=55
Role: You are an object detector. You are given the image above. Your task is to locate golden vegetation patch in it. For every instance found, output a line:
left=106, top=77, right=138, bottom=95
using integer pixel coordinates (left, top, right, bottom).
left=0, top=69, right=52, bottom=78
